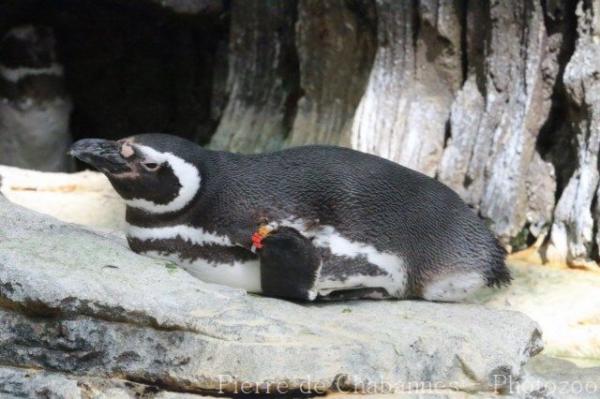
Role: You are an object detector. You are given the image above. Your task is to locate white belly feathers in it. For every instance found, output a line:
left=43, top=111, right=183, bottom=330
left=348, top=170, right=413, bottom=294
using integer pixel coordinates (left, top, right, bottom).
left=142, top=250, right=263, bottom=293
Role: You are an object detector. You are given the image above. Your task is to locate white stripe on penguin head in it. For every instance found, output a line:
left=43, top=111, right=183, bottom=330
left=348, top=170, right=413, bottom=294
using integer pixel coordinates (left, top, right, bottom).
left=125, top=144, right=201, bottom=214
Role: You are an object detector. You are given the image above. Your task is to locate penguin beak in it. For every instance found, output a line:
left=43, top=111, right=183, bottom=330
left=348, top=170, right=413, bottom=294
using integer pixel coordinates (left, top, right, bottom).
left=69, top=139, right=130, bottom=174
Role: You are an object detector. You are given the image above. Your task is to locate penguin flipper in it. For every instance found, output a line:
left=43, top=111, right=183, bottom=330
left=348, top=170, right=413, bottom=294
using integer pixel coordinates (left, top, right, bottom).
left=257, top=227, right=321, bottom=302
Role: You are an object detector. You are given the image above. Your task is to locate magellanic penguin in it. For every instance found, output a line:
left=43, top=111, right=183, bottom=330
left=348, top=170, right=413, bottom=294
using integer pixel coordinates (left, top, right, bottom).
left=0, top=25, right=73, bottom=172
left=70, top=134, right=511, bottom=302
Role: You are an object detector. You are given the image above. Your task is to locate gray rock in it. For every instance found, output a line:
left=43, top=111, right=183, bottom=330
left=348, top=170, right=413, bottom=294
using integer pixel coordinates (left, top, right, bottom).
left=437, top=76, right=484, bottom=204
left=0, top=366, right=210, bottom=399
left=515, top=356, right=600, bottom=399
left=0, top=196, right=543, bottom=395
left=4, top=361, right=598, bottom=399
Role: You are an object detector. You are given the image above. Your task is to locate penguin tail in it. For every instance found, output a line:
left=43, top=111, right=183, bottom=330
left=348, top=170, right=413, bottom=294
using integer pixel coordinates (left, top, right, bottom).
left=485, top=239, right=512, bottom=288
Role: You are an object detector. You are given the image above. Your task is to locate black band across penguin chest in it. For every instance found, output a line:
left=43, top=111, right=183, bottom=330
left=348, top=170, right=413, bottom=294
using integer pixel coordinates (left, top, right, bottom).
left=124, top=204, right=267, bottom=292
left=127, top=236, right=255, bottom=265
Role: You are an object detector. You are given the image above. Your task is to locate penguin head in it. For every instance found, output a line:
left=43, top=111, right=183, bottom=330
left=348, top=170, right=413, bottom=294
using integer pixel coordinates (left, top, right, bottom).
left=70, top=134, right=202, bottom=214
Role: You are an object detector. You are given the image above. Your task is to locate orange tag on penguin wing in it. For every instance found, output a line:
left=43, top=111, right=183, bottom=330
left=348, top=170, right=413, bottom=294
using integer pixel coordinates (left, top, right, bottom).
left=251, top=232, right=264, bottom=250
left=251, top=225, right=273, bottom=251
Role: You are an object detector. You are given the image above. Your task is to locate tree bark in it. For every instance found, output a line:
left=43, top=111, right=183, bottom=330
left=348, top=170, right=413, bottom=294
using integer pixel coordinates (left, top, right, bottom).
left=209, top=0, right=300, bottom=152
left=286, top=0, right=377, bottom=147
left=351, top=0, right=464, bottom=177
left=546, top=0, right=600, bottom=266
left=209, top=0, right=600, bottom=266
left=440, top=0, right=561, bottom=244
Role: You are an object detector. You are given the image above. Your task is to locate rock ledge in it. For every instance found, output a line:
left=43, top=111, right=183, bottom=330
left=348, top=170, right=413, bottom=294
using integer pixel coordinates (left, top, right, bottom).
left=0, top=197, right=543, bottom=395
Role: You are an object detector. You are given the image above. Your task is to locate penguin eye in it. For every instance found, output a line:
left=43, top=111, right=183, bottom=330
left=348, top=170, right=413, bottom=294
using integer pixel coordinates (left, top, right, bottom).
left=141, top=162, right=161, bottom=172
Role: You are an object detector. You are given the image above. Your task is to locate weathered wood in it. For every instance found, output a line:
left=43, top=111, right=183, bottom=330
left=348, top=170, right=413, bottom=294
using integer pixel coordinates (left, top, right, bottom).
left=546, top=1, right=600, bottom=265
left=525, top=152, right=556, bottom=245
left=350, top=0, right=463, bottom=177
left=440, top=0, right=561, bottom=245
left=208, top=0, right=599, bottom=264
left=209, top=0, right=300, bottom=152
left=286, top=0, right=376, bottom=147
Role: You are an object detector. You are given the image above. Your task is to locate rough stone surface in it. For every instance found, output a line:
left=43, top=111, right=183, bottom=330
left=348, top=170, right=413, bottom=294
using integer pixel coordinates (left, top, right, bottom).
left=0, top=366, right=211, bottom=399
left=2, top=361, right=598, bottom=399
left=524, top=153, right=557, bottom=245
left=0, top=197, right=543, bottom=395
left=515, top=356, right=600, bottom=399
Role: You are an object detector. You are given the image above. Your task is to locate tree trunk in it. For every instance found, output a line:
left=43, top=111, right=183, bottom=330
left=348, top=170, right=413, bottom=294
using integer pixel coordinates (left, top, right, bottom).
left=546, top=0, right=600, bottom=266
left=209, top=0, right=600, bottom=266
left=208, top=0, right=300, bottom=152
